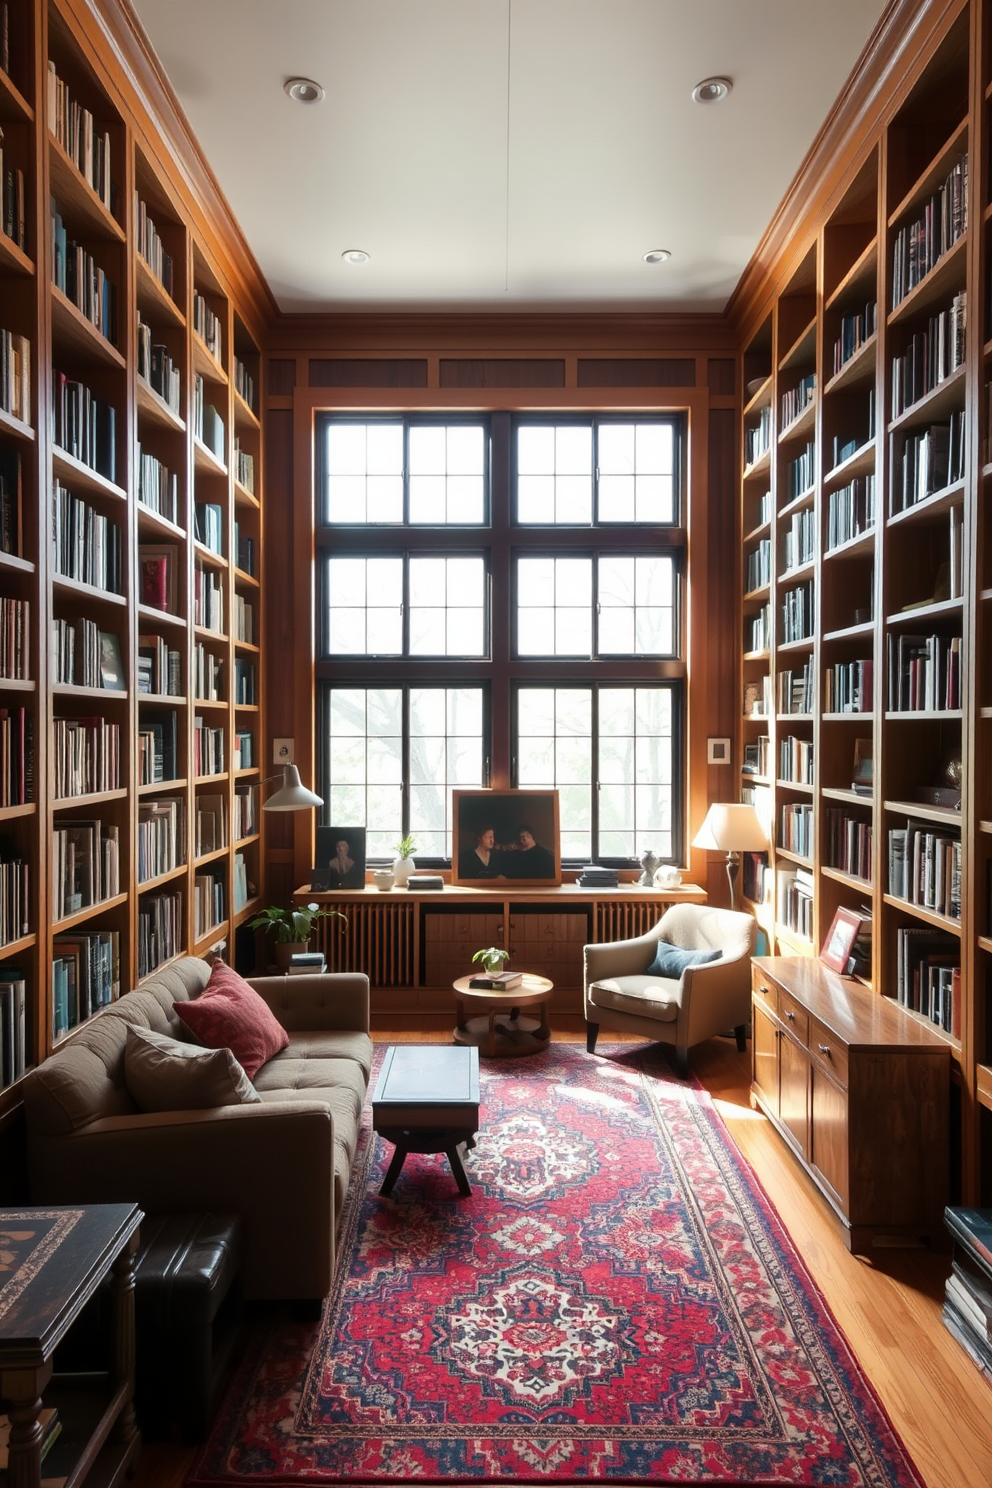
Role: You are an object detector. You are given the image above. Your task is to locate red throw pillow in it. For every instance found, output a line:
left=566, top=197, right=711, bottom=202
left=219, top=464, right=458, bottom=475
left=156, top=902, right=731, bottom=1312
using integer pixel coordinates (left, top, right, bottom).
left=175, top=962, right=288, bottom=1078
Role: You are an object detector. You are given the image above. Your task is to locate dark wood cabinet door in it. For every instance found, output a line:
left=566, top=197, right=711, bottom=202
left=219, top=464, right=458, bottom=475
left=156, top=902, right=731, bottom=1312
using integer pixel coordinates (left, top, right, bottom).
left=779, top=1032, right=809, bottom=1156
left=810, top=1063, right=849, bottom=1213
left=751, top=1000, right=780, bottom=1115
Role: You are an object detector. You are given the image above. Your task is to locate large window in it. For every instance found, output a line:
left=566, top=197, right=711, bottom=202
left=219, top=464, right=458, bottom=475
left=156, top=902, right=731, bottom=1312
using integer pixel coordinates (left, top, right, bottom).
left=316, top=412, right=685, bottom=865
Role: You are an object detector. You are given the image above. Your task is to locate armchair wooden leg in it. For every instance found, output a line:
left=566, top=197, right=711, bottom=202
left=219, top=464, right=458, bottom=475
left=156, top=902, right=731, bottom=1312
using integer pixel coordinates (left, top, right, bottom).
left=586, top=1022, right=599, bottom=1054
left=734, top=1024, right=748, bottom=1053
left=674, top=1046, right=689, bottom=1079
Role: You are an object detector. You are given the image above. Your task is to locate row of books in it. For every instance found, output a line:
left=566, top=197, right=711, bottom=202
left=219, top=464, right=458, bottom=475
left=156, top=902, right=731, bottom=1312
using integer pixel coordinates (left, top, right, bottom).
left=779, top=866, right=814, bottom=939
left=826, top=475, right=875, bottom=553
left=742, top=849, right=769, bottom=905
left=0, top=594, right=28, bottom=679
left=825, top=658, right=873, bottom=714
left=0, top=850, right=28, bottom=944
left=52, top=716, right=120, bottom=798
left=137, top=319, right=181, bottom=412
left=52, top=616, right=123, bottom=690
left=193, top=294, right=222, bottom=362
left=0, top=705, right=31, bottom=806
left=193, top=872, right=224, bottom=937
left=140, top=544, right=177, bottom=614
left=786, top=441, right=815, bottom=499
left=890, top=292, right=966, bottom=419
left=138, top=708, right=178, bottom=784
left=138, top=633, right=181, bottom=696
left=138, top=890, right=182, bottom=979
left=744, top=404, right=772, bottom=467
left=832, top=300, right=876, bottom=376
left=52, top=370, right=116, bottom=483
left=892, top=415, right=965, bottom=513
left=779, top=734, right=813, bottom=785
left=232, top=786, right=257, bottom=841
left=235, top=526, right=256, bottom=577
left=137, top=797, right=185, bottom=883
left=47, top=61, right=113, bottom=209
left=888, top=823, right=962, bottom=920
left=194, top=719, right=224, bottom=777
left=745, top=537, right=770, bottom=594
left=194, top=373, right=225, bottom=462
left=1, top=136, right=26, bottom=251
left=234, top=439, right=254, bottom=494
left=194, top=643, right=223, bottom=701
left=0, top=965, right=26, bottom=1088
left=233, top=730, right=254, bottom=770
left=943, top=1210, right=992, bottom=1383
left=782, top=507, right=815, bottom=572
left=53, top=929, right=121, bottom=1036
left=136, top=442, right=179, bottom=524
left=780, top=374, right=815, bottom=432
left=234, top=594, right=254, bottom=644
left=196, top=793, right=226, bottom=855
left=233, top=356, right=255, bottom=412
left=52, top=818, right=120, bottom=921
left=233, top=658, right=255, bottom=705
left=742, top=734, right=771, bottom=777
left=886, top=632, right=961, bottom=712
left=748, top=603, right=771, bottom=653
left=51, top=200, right=117, bottom=344
left=891, top=154, right=968, bottom=310
left=195, top=502, right=223, bottom=554
left=894, top=927, right=959, bottom=1035
left=741, top=784, right=773, bottom=841
left=0, top=326, right=30, bottom=423
left=53, top=480, right=123, bottom=592
left=824, top=809, right=872, bottom=882
left=135, top=191, right=175, bottom=297
left=781, top=579, right=814, bottom=643
left=194, top=565, right=224, bottom=632
left=233, top=849, right=250, bottom=910
left=778, top=661, right=814, bottom=715
left=0, top=446, right=20, bottom=554
left=780, top=802, right=813, bottom=858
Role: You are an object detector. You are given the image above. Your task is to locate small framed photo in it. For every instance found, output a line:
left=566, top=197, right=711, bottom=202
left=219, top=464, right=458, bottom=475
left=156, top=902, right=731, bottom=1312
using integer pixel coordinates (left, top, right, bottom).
left=452, top=789, right=560, bottom=887
left=819, top=906, right=862, bottom=974
left=99, top=631, right=125, bottom=690
left=139, top=543, right=178, bottom=613
left=314, top=826, right=366, bottom=889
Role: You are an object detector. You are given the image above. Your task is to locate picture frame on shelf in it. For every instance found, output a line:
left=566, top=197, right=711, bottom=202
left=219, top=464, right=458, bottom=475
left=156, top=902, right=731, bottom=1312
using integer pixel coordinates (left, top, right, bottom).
left=99, top=631, right=125, bottom=690
left=851, top=738, right=873, bottom=794
left=313, top=826, right=366, bottom=889
left=139, top=543, right=178, bottom=613
left=451, top=789, right=561, bottom=887
left=819, top=906, right=862, bottom=974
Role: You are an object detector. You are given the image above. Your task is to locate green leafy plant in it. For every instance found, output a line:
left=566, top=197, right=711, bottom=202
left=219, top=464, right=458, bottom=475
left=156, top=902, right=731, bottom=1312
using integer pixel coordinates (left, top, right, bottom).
left=247, top=902, right=346, bottom=944
left=394, top=836, right=418, bottom=859
left=472, top=945, right=509, bottom=976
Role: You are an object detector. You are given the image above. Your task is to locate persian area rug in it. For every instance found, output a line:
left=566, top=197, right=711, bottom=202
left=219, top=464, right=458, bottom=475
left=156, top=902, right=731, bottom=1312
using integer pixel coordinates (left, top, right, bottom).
left=190, top=1043, right=924, bottom=1487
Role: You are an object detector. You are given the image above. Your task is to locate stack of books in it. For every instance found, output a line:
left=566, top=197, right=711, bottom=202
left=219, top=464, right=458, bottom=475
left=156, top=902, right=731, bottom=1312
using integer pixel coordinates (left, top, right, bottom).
left=576, top=866, right=619, bottom=888
left=943, top=1207, right=992, bottom=1384
left=468, top=969, right=522, bottom=990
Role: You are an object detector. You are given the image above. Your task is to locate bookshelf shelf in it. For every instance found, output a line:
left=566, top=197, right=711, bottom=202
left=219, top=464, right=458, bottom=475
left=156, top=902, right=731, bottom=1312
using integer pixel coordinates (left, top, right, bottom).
left=886, top=119, right=968, bottom=228
left=0, top=63, right=33, bottom=121
left=53, top=788, right=128, bottom=810
left=887, top=363, right=966, bottom=433
left=137, top=777, right=187, bottom=796
left=778, top=487, right=815, bottom=520
left=821, top=865, right=873, bottom=891
left=53, top=892, right=130, bottom=934
left=234, top=479, right=258, bottom=510
left=0, top=676, right=35, bottom=693
left=194, top=919, right=230, bottom=954
left=52, top=447, right=126, bottom=502
left=0, top=932, right=37, bottom=959
left=743, top=376, right=772, bottom=414
left=822, top=786, right=873, bottom=804
left=135, top=254, right=185, bottom=329
left=823, top=333, right=877, bottom=396
left=823, top=440, right=875, bottom=488
left=48, top=136, right=125, bottom=241
left=234, top=568, right=260, bottom=590
left=824, top=528, right=875, bottom=562
left=0, top=802, right=37, bottom=820
left=136, top=504, right=185, bottom=541
left=822, top=711, right=874, bottom=721
left=0, top=550, right=36, bottom=575
left=194, top=846, right=229, bottom=868
left=136, top=375, right=185, bottom=432
left=0, top=228, right=34, bottom=276
left=882, top=894, right=962, bottom=935
left=139, top=693, right=186, bottom=706
left=823, top=619, right=874, bottom=642
left=885, top=596, right=963, bottom=626
left=778, top=398, right=817, bottom=444
left=776, top=847, right=812, bottom=868
left=825, top=237, right=877, bottom=311
left=53, top=683, right=127, bottom=700
left=138, top=603, right=186, bottom=629
left=233, top=388, right=259, bottom=430
left=138, top=864, right=189, bottom=892
left=52, top=575, right=127, bottom=606
left=886, top=478, right=965, bottom=528
left=50, top=284, right=125, bottom=368
left=193, top=436, right=227, bottom=477
left=0, top=405, right=36, bottom=441
left=779, top=317, right=817, bottom=373
left=883, top=798, right=961, bottom=826
left=192, top=332, right=228, bottom=385
left=884, top=709, right=963, bottom=721
left=887, top=232, right=968, bottom=328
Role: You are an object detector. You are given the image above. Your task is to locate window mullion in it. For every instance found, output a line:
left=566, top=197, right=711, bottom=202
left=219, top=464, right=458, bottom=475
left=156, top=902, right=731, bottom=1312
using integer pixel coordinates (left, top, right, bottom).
left=591, top=687, right=601, bottom=862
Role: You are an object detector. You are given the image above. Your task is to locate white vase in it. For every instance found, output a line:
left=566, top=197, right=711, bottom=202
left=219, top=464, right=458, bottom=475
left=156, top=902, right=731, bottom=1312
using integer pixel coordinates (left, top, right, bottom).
left=392, top=855, right=415, bottom=887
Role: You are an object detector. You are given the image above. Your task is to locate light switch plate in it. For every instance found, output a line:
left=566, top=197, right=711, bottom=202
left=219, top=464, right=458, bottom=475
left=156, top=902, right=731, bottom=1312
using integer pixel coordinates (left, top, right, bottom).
left=707, top=737, right=731, bottom=764
left=273, top=737, right=295, bottom=764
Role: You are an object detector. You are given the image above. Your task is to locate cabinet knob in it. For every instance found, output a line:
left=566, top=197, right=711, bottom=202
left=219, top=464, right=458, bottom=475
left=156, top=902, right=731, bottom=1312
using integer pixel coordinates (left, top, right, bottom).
left=817, top=1042, right=831, bottom=1056
left=757, top=984, right=770, bottom=995
left=785, top=1009, right=795, bottom=1020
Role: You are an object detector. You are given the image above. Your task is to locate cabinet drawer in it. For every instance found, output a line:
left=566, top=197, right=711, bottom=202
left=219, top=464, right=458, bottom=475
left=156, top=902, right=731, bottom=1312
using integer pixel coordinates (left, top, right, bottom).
left=809, top=1018, right=849, bottom=1087
left=751, top=966, right=779, bottom=1017
left=779, top=990, right=809, bottom=1045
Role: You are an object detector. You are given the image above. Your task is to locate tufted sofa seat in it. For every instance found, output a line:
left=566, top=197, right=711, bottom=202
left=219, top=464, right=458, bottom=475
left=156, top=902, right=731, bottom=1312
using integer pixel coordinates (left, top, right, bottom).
left=21, top=958, right=372, bottom=1302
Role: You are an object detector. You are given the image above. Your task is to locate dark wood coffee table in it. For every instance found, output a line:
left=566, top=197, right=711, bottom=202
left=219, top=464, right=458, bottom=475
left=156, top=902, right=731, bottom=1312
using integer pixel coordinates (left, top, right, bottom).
left=452, top=972, right=554, bottom=1057
left=372, top=1044, right=480, bottom=1197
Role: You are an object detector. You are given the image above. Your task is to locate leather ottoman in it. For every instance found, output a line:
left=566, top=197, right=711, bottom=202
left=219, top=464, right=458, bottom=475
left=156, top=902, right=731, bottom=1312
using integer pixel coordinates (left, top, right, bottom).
left=134, top=1212, right=243, bottom=1440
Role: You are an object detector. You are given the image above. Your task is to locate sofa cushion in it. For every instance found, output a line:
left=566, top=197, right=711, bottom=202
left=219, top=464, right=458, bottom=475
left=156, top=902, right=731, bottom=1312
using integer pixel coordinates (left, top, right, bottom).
left=175, top=962, right=289, bottom=1078
left=588, top=974, right=682, bottom=1022
left=124, top=1024, right=261, bottom=1112
left=646, top=944, right=721, bottom=978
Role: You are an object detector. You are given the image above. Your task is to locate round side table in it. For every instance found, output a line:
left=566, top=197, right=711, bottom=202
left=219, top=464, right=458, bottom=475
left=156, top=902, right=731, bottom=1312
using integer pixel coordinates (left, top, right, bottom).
left=452, top=972, right=554, bottom=1058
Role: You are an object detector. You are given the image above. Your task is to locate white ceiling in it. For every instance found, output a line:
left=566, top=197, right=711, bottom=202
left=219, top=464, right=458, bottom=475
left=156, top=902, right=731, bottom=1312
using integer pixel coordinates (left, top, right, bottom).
left=131, top=0, right=888, bottom=315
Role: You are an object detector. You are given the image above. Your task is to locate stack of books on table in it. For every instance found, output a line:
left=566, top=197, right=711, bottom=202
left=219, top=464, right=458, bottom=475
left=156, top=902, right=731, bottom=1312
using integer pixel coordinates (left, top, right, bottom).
left=943, top=1207, right=992, bottom=1383
left=468, top=970, right=522, bottom=990
left=576, top=866, right=619, bottom=888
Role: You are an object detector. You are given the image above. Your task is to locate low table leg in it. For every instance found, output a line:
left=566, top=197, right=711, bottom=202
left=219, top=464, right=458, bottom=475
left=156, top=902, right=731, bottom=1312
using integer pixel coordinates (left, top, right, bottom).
left=446, top=1143, right=473, bottom=1197
left=380, top=1143, right=408, bottom=1197
left=487, top=1012, right=498, bottom=1058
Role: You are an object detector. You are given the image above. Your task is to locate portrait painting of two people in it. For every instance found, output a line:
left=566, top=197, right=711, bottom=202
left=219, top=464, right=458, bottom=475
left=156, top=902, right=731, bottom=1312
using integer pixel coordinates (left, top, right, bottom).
left=452, top=789, right=560, bottom=886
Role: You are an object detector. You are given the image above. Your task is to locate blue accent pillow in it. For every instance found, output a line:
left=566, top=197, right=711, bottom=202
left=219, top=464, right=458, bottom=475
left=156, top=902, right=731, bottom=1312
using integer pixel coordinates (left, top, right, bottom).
left=646, top=944, right=721, bottom=978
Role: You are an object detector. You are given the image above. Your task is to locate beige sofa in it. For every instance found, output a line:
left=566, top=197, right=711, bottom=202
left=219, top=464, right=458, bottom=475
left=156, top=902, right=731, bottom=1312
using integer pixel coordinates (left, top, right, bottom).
left=21, top=957, right=372, bottom=1302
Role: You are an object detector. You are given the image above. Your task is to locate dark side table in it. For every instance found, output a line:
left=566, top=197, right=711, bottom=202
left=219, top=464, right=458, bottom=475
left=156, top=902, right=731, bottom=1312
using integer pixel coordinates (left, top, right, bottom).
left=0, top=1203, right=143, bottom=1488
left=372, top=1045, right=480, bottom=1197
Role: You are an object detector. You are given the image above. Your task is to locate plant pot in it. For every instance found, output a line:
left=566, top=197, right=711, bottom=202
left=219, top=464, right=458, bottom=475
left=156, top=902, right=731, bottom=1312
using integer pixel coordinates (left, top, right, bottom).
left=392, top=855, right=415, bottom=887
left=274, top=940, right=308, bottom=971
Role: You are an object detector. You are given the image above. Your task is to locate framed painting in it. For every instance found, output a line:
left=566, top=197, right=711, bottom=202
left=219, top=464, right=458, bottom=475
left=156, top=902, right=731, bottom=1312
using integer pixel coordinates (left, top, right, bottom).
left=819, top=906, right=862, bottom=974
left=451, top=789, right=560, bottom=887
left=312, top=826, right=366, bottom=890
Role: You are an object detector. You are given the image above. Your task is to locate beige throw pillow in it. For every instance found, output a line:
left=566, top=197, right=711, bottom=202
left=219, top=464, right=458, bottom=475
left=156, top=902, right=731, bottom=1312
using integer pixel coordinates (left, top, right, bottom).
left=124, top=1024, right=261, bottom=1112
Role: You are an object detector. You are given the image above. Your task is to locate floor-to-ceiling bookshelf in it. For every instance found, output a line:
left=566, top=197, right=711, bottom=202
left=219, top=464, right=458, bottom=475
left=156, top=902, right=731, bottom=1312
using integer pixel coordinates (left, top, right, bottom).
left=0, top=0, right=267, bottom=1094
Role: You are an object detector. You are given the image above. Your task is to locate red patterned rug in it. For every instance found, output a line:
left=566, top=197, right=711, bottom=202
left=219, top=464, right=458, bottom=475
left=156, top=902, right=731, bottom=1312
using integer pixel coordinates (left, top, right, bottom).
left=190, top=1043, right=924, bottom=1486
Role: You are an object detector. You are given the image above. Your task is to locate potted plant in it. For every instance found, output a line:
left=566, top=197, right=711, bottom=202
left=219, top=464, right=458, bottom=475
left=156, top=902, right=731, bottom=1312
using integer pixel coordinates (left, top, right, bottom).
left=392, top=835, right=418, bottom=888
left=247, top=901, right=346, bottom=971
left=471, top=945, right=510, bottom=978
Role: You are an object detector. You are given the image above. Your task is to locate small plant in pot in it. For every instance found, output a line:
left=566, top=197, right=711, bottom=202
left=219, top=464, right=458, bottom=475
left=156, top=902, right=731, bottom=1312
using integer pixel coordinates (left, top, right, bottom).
left=247, top=901, right=346, bottom=971
left=392, top=835, right=418, bottom=888
left=472, top=945, right=510, bottom=980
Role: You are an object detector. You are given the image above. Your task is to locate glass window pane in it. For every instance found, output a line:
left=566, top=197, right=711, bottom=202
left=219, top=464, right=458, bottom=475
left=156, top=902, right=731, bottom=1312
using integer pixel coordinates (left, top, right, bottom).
left=598, top=473, right=635, bottom=523
left=409, top=425, right=446, bottom=473
left=517, top=475, right=555, bottom=524
left=446, top=475, right=484, bottom=523
left=366, top=423, right=403, bottom=474
left=518, top=425, right=555, bottom=474
left=365, top=475, right=403, bottom=523
left=447, top=424, right=484, bottom=474
left=598, top=424, right=635, bottom=476
left=409, top=475, right=447, bottom=524
left=326, top=423, right=367, bottom=476
left=409, top=557, right=485, bottom=657
left=557, top=426, right=592, bottom=475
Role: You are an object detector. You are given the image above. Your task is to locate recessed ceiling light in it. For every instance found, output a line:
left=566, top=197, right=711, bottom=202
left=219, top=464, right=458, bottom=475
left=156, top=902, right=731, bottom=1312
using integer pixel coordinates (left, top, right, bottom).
left=692, top=76, right=732, bottom=104
left=284, top=77, right=324, bottom=104
left=643, top=249, right=672, bottom=264
left=342, top=249, right=370, bottom=265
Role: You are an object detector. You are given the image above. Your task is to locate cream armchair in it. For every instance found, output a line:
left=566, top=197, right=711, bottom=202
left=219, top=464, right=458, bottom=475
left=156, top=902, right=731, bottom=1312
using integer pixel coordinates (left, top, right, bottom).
left=584, top=903, right=756, bottom=1076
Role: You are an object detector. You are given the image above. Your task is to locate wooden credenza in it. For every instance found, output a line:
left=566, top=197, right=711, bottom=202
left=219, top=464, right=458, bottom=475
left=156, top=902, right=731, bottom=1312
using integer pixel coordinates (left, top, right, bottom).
left=750, top=957, right=951, bottom=1254
left=299, top=883, right=706, bottom=1016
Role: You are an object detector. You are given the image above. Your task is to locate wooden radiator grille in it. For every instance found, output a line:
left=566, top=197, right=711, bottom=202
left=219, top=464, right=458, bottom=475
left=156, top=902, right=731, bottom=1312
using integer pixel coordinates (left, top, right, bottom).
left=315, top=901, right=416, bottom=985
left=596, top=902, right=663, bottom=943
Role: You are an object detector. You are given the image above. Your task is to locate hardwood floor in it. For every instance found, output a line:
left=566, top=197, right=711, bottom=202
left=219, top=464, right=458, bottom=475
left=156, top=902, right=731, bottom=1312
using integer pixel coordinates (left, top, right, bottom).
left=130, top=1023, right=992, bottom=1488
